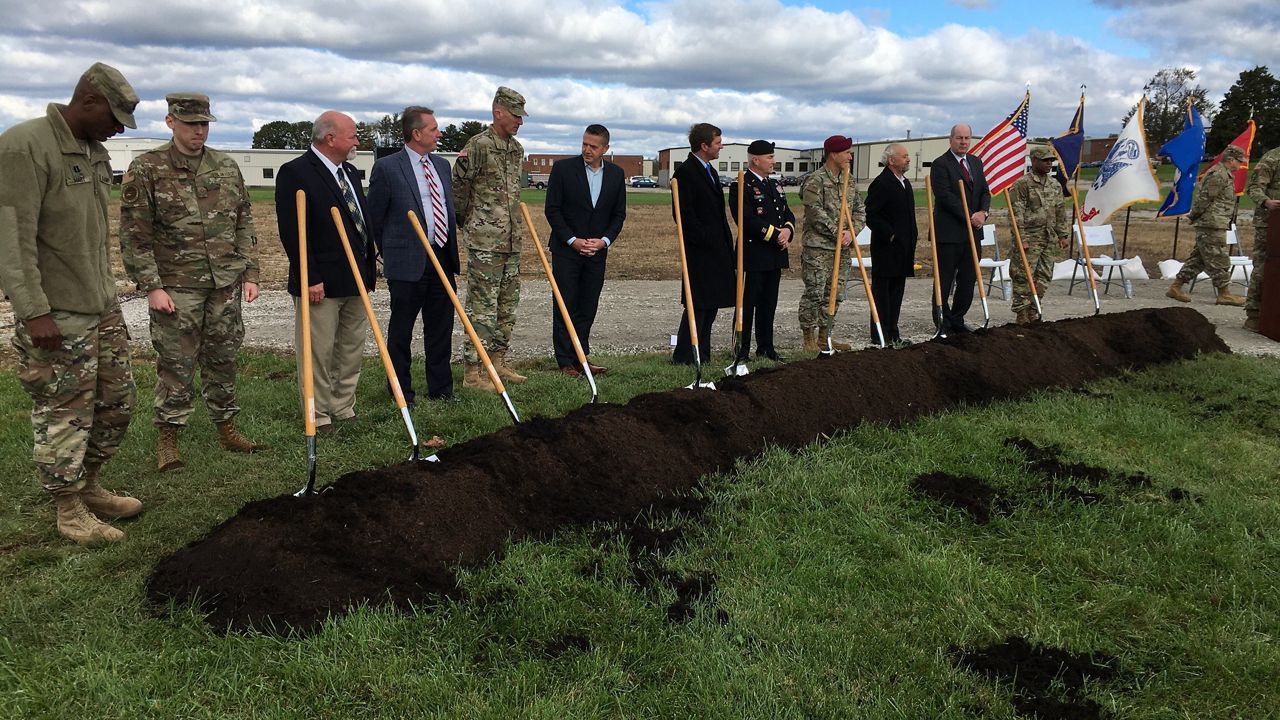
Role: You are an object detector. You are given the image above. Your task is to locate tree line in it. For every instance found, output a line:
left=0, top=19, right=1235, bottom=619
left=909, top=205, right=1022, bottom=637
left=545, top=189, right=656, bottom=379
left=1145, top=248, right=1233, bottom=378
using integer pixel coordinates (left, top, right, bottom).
left=252, top=114, right=486, bottom=152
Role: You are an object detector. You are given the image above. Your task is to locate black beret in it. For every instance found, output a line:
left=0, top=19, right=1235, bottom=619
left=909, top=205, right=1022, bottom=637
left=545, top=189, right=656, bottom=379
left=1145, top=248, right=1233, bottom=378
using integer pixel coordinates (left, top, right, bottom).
left=747, top=140, right=774, bottom=155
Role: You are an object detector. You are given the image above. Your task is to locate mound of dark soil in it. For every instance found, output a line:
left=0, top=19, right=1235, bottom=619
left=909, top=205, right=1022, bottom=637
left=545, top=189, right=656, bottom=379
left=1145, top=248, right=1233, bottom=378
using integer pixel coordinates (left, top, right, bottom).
left=147, top=308, right=1227, bottom=633
left=950, top=635, right=1122, bottom=719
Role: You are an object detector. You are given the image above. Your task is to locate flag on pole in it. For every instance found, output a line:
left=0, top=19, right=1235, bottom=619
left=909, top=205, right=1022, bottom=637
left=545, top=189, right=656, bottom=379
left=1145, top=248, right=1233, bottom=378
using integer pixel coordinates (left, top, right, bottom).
left=1155, top=103, right=1205, bottom=218
left=1200, top=119, right=1256, bottom=195
left=971, top=91, right=1030, bottom=196
left=1078, top=96, right=1161, bottom=226
left=1051, top=92, right=1086, bottom=181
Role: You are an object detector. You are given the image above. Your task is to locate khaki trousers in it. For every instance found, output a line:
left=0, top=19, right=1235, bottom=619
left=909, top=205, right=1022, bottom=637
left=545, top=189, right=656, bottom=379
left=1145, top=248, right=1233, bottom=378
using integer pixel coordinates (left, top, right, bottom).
left=294, top=295, right=367, bottom=427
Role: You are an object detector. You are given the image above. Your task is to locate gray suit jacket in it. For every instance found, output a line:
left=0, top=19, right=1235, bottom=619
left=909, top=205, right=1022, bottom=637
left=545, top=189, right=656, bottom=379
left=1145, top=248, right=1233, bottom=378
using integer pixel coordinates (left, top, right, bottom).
left=367, top=149, right=460, bottom=281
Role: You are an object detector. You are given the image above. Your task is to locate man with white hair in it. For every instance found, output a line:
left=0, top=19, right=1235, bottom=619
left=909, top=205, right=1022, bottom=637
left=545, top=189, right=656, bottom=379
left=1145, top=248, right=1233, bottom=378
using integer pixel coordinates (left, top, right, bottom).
left=864, top=143, right=918, bottom=345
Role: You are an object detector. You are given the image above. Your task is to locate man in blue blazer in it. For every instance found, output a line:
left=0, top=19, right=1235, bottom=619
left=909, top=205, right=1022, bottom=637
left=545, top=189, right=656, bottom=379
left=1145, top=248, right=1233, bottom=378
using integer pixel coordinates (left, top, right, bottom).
left=544, top=124, right=626, bottom=376
left=366, top=106, right=461, bottom=406
left=275, top=111, right=377, bottom=431
left=929, top=123, right=990, bottom=333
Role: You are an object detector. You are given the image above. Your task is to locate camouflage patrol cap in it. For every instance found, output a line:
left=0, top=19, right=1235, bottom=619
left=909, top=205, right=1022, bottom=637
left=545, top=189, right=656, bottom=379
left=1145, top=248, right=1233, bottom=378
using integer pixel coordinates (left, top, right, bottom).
left=1222, top=145, right=1246, bottom=162
left=1030, top=146, right=1056, bottom=161
left=166, top=93, right=217, bottom=122
left=82, top=62, right=138, bottom=129
left=493, top=86, right=528, bottom=117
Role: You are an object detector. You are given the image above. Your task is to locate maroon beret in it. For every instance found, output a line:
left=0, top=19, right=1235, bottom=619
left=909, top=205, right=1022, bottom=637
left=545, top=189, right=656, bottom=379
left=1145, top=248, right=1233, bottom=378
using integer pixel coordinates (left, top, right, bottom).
left=823, top=135, right=852, bottom=153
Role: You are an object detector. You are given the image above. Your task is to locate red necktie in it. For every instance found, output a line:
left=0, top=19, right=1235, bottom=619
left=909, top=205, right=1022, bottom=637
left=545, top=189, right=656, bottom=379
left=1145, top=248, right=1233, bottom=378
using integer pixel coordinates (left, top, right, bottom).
left=960, top=156, right=972, bottom=182
left=422, top=156, right=448, bottom=248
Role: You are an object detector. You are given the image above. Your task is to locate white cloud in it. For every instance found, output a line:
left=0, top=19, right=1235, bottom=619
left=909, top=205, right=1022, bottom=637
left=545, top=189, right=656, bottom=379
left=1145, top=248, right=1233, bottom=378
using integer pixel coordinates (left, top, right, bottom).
left=0, top=0, right=1264, bottom=153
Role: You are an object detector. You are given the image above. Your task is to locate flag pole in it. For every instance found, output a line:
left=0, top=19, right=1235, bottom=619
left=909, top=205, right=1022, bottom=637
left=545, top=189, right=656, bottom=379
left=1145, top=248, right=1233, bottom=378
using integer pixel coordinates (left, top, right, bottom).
left=1172, top=217, right=1181, bottom=259
left=1069, top=187, right=1102, bottom=315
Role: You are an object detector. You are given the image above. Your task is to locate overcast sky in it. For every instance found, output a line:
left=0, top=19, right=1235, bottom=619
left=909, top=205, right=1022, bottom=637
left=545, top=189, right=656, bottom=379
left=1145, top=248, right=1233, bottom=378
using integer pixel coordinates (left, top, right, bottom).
left=0, top=0, right=1274, bottom=155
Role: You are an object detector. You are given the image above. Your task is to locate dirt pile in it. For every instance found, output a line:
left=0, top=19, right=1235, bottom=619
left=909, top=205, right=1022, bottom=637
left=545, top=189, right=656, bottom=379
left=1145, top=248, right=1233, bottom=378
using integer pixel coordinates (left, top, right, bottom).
left=147, top=307, right=1228, bottom=633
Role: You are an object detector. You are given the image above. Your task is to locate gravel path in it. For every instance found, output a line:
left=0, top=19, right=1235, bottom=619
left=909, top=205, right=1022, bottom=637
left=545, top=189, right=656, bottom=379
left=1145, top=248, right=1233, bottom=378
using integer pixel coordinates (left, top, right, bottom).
left=101, top=277, right=1280, bottom=360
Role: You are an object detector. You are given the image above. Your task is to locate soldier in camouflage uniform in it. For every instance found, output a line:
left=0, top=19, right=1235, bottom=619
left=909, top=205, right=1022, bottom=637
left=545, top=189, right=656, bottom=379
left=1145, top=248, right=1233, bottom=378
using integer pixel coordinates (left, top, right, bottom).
left=1168, top=144, right=1247, bottom=306
left=0, top=63, right=141, bottom=545
left=454, top=87, right=527, bottom=389
left=1007, top=146, right=1070, bottom=324
left=1245, top=145, right=1280, bottom=331
left=799, top=135, right=865, bottom=351
left=120, top=93, right=264, bottom=472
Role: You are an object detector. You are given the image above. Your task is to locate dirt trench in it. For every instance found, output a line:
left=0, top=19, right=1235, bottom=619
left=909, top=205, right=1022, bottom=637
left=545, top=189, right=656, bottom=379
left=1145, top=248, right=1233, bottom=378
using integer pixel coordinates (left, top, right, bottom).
left=146, top=307, right=1228, bottom=634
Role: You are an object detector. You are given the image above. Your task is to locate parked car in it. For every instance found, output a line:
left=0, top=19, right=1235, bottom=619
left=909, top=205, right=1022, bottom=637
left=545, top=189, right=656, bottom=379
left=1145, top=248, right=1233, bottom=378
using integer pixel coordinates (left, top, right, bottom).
left=630, top=176, right=658, bottom=188
left=719, top=174, right=734, bottom=187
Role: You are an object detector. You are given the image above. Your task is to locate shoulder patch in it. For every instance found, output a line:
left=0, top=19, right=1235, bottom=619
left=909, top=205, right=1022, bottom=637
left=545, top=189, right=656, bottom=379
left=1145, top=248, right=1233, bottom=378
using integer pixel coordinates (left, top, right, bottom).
left=121, top=180, right=140, bottom=204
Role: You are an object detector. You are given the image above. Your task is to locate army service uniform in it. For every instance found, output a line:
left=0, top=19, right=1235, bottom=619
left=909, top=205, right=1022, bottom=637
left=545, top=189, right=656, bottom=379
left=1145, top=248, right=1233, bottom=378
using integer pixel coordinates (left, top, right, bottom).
left=454, top=106, right=525, bottom=367
left=1006, top=159, right=1069, bottom=316
left=799, top=165, right=865, bottom=337
left=1245, top=147, right=1280, bottom=323
left=120, top=100, right=258, bottom=429
left=1176, top=162, right=1238, bottom=290
left=728, top=167, right=795, bottom=360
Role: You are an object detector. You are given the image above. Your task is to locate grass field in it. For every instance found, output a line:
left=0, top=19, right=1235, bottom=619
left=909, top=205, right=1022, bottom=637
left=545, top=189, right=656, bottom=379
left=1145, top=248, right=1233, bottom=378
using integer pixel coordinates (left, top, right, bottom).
left=1, top=349, right=1278, bottom=718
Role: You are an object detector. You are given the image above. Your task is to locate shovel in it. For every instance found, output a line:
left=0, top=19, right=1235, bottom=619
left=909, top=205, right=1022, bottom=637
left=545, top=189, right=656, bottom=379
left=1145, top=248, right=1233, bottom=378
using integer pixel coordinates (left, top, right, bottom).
left=821, top=167, right=853, bottom=356
left=958, top=179, right=992, bottom=329
left=519, top=202, right=598, bottom=403
left=408, top=211, right=521, bottom=423
left=1004, top=192, right=1043, bottom=319
left=842, top=202, right=885, bottom=348
left=292, top=190, right=319, bottom=497
left=329, top=208, right=440, bottom=464
left=923, top=176, right=947, bottom=339
left=1068, top=187, right=1102, bottom=315
left=725, top=170, right=748, bottom=377
left=670, top=178, right=715, bottom=389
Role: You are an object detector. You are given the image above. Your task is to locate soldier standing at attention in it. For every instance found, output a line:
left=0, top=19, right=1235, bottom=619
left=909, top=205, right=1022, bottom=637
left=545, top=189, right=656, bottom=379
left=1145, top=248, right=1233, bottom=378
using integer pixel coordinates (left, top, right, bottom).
left=0, top=63, right=141, bottom=545
left=1245, top=145, right=1280, bottom=332
left=728, top=140, right=795, bottom=362
left=454, top=87, right=528, bottom=389
left=1167, top=144, right=1247, bottom=307
left=1007, top=146, right=1070, bottom=324
left=798, top=135, right=865, bottom=351
left=120, top=93, right=265, bottom=472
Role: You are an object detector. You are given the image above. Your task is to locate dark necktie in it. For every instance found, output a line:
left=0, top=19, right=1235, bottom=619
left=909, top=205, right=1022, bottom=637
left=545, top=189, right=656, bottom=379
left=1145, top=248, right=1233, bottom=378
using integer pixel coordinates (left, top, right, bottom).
left=960, top=156, right=972, bottom=182
left=336, top=169, right=368, bottom=247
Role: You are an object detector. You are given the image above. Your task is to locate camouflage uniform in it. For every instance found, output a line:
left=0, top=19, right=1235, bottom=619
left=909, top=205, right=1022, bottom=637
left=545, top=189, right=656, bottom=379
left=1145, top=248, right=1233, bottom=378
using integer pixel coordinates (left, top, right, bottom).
left=1245, top=147, right=1280, bottom=320
left=0, top=97, right=137, bottom=493
left=120, top=137, right=259, bottom=427
left=1007, top=167, right=1069, bottom=313
left=798, top=165, right=865, bottom=334
left=1176, top=162, right=1237, bottom=288
left=454, top=125, right=524, bottom=364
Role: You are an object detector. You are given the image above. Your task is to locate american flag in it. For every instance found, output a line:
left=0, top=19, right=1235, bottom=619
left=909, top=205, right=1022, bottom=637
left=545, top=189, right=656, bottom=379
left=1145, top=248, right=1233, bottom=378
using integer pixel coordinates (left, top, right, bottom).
left=971, top=92, right=1030, bottom=196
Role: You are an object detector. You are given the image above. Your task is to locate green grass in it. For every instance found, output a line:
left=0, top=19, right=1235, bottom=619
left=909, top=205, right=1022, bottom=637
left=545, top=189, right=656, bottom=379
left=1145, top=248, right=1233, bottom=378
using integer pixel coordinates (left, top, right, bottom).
left=2, top=350, right=1278, bottom=718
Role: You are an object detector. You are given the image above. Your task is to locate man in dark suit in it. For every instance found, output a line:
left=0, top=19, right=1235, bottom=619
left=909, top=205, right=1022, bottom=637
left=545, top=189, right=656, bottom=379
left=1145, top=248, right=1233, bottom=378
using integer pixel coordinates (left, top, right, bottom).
left=929, top=123, right=990, bottom=333
left=671, top=122, right=734, bottom=364
left=865, top=143, right=918, bottom=345
left=366, top=106, right=459, bottom=407
left=544, top=123, right=626, bottom=377
left=728, top=140, right=794, bottom=363
left=275, top=111, right=377, bottom=432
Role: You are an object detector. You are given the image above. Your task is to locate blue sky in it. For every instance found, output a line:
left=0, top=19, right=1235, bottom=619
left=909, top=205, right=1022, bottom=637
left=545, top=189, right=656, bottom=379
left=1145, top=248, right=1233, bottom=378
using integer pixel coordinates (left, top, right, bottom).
left=0, top=0, right=1273, bottom=154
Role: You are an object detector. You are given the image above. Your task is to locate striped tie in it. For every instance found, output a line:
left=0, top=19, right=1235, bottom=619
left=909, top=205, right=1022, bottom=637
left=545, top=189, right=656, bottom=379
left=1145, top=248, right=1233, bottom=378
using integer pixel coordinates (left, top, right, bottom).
left=336, top=169, right=368, bottom=246
left=422, top=156, right=448, bottom=248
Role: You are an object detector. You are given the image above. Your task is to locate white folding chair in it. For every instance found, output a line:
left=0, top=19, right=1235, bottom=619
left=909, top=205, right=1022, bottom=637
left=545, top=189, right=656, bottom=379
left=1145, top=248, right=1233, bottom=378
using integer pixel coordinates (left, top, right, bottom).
left=1068, top=224, right=1132, bottom=298
left=978, top=223, right=1011, bottom=299
left=1188, top=223, right=1253, bottom=293
left=849, top=226, right=872, bottom=286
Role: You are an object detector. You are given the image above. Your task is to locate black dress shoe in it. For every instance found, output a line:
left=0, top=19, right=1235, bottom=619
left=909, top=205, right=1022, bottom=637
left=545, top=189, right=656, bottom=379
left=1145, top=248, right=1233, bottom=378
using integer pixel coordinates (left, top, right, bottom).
left=405, top=400, right=416, bottom=411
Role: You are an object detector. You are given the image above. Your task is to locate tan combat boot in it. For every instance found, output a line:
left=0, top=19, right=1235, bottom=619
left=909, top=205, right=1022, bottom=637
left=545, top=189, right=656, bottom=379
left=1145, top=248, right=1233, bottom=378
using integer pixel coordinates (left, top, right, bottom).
left=217, top=420, right=266, bottom=453
left=1166, top=279, right=1191, bottom=303
left=53, top=491, right=124, bottom=546
left=1215, top=287, right=1246, bottom=306
left=826, top=334, right=852, bottom=351
left=802, top=327, right=821, bottom=352
left=79, top=466, right=142, bottom=520
left=156, top=425, right=183, bottom=472
left=1014, top=307, right=1032, bottom=325
left=464, top=363, right=495, bottom=391
left=491, top=351, right=527, bottom=384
